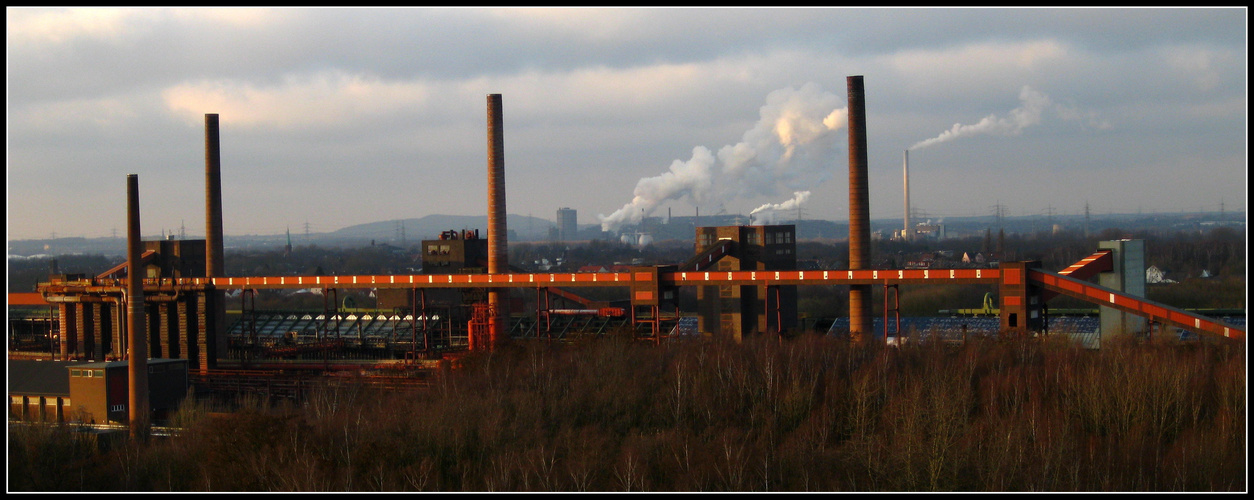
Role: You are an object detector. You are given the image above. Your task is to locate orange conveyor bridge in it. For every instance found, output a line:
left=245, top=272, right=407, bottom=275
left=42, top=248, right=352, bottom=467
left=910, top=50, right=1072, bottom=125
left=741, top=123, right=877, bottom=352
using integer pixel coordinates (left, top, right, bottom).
left=26, top=252, right=1245, bottom=342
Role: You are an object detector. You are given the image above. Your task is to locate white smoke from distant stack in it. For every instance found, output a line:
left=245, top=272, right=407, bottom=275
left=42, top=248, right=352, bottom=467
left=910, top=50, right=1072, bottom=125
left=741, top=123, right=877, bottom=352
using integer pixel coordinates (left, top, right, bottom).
left=749, top=190, right=811, bottom=225
left=909, top=85, right=1051, bottom=151
left=599, top=83, right=845, bottom=232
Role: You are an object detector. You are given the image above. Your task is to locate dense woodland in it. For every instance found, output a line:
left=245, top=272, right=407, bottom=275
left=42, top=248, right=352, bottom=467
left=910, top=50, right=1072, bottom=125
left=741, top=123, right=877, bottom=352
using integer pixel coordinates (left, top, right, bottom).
left=8, top=334, right=1246, bottom=492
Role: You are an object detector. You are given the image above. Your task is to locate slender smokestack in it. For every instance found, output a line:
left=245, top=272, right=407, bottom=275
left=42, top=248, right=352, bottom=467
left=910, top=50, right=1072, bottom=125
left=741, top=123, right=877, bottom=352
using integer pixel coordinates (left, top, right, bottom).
left=847, top=76, right=872, bottom=343
left=903, top=150, right=911, bottom=242
left=486, top=94, right=507, bottom=348
left=205, top=114, right=224, bottom=278
left=203, top=114, right=226, bottom=370
left=125, top=174, right=149, bottom=440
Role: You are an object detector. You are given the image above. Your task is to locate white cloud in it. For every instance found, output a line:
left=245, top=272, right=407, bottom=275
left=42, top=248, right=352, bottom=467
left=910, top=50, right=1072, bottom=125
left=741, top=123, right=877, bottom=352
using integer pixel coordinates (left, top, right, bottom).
left=888, top=39, right=1071, bottom=95
left=162, top=71, right=434, bottom=129
left=7, top=7, right=278, bottom=45
left=1160, top=45, right=1233, bottom=92
left=7, top=7, right=139, bottom=44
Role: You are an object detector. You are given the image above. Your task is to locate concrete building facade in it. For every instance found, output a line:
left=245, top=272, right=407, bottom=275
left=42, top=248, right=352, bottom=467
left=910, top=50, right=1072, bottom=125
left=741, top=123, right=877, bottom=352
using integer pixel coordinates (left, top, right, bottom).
left=556, top=207, right=577, bottom=242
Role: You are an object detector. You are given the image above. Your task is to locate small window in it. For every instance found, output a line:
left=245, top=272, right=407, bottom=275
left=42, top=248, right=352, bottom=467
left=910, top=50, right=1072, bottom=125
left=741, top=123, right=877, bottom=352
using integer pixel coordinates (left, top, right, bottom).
left=93, top=370, right=104, bottom=378
left=71, top=369, right=82, bottom=377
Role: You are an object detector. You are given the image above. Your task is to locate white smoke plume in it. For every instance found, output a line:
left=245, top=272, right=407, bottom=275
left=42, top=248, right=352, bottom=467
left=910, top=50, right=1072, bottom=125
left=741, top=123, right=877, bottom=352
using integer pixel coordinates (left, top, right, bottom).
left=909, top=85, right=1051, bottom=151
left=749, top=190, right=811, bottom=225
left=599, top=83, right=846, bottom=232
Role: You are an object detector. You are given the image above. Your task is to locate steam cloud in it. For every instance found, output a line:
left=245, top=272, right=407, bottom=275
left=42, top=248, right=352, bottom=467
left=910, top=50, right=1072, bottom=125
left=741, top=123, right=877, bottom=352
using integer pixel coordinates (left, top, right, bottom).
left=910, top=86, right=1051, bottom=151
left=749, top=190, right=811, bottom=225
left=599, top=83, right=846, bottom=232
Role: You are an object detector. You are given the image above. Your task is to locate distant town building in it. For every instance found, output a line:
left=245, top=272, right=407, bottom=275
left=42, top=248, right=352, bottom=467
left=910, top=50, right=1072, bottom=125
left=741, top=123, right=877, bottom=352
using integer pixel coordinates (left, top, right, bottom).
left=1146, top=265, right=1176, bottom=284
left=556, top=207, right=578, bottom=242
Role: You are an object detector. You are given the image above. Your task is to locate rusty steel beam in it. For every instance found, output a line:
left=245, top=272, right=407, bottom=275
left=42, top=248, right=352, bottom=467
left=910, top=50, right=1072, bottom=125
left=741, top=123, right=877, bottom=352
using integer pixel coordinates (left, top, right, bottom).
left=1029, top=269, right=1244, bottom=340
left=41, top=268, right=1002, bottom=292
left=8, top=292, right=51, bottom=306
left=1041, top=249, right=1113, bottom=302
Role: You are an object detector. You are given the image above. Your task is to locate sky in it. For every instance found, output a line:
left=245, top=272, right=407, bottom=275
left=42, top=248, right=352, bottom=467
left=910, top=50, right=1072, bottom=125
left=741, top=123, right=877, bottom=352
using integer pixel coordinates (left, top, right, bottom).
left=6, top=7, right=1248, bottom=240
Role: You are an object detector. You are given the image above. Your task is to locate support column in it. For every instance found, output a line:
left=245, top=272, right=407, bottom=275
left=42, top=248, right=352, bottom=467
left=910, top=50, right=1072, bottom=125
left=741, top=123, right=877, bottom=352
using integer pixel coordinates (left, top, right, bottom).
left=179, top=295, right=200, bottom=372
left=96, top=302, right=111, bottom=361
left=148, top=302, right=163, bottom=359
left=197, top=292, right=212, bottom=372
left=167, top=302, right=181, bottom=359
left=999, top=261, right=1044, bottom=334
left=1098, top=239, right=1147, bottom=343
left=77, top=303, right=94, bottom=360
left=59, top=303, right=77, bottom=360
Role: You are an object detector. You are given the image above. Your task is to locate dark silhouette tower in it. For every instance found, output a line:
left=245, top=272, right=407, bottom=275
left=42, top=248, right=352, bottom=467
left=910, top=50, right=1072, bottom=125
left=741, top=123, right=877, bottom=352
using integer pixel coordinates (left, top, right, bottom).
left=125, top=174, right=149, bottom=439
left=486, top=94, right=508, bottom=349
left=846, top=76, right=872, bottom=343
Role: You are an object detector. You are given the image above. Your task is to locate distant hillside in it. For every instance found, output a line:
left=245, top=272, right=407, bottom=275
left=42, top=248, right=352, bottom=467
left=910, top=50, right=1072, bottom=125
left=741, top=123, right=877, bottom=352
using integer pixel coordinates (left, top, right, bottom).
left=6, top=211, right=1242, bottom=257
left=330, top=214, right=556, bottom=242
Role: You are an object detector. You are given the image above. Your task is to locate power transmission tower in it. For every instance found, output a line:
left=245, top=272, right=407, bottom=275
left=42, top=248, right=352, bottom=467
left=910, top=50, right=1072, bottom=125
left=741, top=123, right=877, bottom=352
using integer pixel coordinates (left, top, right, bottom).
left=989, top=201, right=1006, bottom=229
left=1084, top=201, right=1091, bottom=237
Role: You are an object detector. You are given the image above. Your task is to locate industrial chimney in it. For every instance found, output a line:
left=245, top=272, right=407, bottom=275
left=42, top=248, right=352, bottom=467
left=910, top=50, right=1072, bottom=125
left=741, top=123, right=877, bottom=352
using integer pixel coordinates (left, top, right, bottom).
left=203, top=113, right=226, bottom=369
left=205, top=114, right=224, bottom=278
left=903, top=150, right=911, bottom=242
left=486, top=94, right=508, bottom=348
left=125, top=174, right=149, bottom=440
left=846, top=76, right=872, bottom=343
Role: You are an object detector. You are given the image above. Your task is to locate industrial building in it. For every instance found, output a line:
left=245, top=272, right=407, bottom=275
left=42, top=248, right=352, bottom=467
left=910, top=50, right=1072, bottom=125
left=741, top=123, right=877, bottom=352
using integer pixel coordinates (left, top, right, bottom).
left=9, top=358, right=188, bottom=425
left=693, top=225, right=799, bottom=340
left=39, top=237, right=225, bottom=370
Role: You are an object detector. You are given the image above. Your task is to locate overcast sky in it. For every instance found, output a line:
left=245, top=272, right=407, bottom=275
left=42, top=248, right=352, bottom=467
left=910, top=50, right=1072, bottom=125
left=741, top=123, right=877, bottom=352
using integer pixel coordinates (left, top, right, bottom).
left=6, top=7, right=1247, bottom=240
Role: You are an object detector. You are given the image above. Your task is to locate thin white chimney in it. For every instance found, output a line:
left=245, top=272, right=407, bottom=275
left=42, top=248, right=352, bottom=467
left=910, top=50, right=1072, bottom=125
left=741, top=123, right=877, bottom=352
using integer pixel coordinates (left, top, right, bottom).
left=903, top=150, right=911, bottom=242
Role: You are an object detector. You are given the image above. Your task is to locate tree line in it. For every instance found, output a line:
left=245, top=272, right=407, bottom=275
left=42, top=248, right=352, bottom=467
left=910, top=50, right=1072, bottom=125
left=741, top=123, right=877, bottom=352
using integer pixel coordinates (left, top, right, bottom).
left=9, top=334, right=1245, bottom=492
